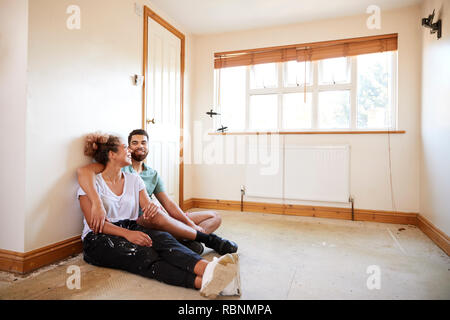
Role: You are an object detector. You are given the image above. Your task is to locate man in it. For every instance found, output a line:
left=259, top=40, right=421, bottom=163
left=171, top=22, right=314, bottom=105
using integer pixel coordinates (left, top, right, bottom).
left=77, top=129, right=237, bottom=255
left=125, top=129, right=221, bottom=235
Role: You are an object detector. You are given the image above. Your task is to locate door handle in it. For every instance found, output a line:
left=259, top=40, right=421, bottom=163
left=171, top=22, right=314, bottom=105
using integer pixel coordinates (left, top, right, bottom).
left=146, top=118, right=155, bottom=124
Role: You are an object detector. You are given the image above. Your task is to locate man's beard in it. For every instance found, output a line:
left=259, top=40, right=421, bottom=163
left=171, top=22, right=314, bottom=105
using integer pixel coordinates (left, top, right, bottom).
left=131, top=149, right=148, bottom=162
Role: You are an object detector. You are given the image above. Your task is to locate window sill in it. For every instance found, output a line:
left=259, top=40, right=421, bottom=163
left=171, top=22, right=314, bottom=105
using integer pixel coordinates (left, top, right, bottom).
left=208, top=130, right=406, bottom=135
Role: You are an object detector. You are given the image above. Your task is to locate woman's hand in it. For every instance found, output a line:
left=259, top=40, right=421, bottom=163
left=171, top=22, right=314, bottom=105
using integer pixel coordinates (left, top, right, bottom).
left=124, top=230, right=152, bottom=247
left=142, top=202, right=160, bottom=220
left=90, top=201, right=107, bottom=233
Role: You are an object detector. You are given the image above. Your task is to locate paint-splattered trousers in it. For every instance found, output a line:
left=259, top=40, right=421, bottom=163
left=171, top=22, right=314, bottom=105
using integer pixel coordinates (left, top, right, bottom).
left=82, top=219, right=202, bottom=289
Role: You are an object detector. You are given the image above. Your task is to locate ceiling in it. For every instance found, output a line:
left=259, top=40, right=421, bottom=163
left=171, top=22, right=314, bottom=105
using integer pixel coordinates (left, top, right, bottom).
left=149, top=0, right=421, bottom=35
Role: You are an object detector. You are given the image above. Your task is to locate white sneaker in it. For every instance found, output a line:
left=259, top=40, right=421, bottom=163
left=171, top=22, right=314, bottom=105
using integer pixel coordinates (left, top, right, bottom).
left=200, top=253, right=239, bottom=298
left=220, top=254, right=241, bottom=296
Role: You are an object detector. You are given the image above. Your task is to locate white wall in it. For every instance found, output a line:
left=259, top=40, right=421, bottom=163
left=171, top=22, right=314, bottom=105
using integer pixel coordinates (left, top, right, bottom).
left=420, top=0, right=450, bottom=235
left=0, top=0, right=28, bottom=252
left=189, top=6, right=422, bottom=213
left=22, top=0, right=192, bottom=252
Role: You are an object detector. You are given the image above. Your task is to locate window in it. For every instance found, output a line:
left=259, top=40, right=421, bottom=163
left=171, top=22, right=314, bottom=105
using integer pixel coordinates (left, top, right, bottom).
left=357, top=52, right=395, bottom=129
left=213, top=38, right=397, bottom=132
left=283, top=93, right=312, bottom=129
left=318, top=90, right=351, bottom=129
left=249, top=94, right=278, bottom=130
left=215, top=66, right=246, bottom=130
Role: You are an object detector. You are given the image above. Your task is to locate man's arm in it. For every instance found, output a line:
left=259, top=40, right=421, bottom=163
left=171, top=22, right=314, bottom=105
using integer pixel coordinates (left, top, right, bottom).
left=155, top=191, right=204, bottom=232
left=79, top=195, right=152, bottom=247
left=76, top=163, right=106, bottom=233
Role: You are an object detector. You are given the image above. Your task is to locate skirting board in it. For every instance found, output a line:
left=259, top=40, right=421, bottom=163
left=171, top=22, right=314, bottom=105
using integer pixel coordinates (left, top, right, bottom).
left=184, top=198, right=449, bottom=256
left=0, top=236, right=82, bottom=274
left=416, top=214, right=450, bottom=256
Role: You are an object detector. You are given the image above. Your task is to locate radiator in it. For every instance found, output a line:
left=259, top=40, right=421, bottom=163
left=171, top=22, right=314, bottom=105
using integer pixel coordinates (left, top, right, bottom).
left=245, top=145, right=350, bottom=203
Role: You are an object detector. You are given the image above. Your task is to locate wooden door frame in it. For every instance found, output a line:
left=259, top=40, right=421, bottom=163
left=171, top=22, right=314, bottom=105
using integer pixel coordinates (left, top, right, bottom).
left=142, top=6, right=185, bottom=207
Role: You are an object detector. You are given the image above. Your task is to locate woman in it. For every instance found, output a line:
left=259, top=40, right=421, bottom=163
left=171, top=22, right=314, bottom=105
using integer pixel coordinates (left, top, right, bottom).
left=77, top=132, right=238, bottom=297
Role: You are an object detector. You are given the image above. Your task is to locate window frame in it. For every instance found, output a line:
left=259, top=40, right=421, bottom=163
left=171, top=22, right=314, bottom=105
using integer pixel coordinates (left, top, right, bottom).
left=214, top=51, right=398, bottom=132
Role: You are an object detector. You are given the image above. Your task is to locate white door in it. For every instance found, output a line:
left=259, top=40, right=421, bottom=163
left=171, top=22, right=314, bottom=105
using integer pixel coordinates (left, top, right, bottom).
left=145, top=17, right=181, bottom=204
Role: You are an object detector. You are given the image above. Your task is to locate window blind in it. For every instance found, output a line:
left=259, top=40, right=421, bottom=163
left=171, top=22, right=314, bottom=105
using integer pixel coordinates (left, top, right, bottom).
left=214, top=33, right=397, bottom=69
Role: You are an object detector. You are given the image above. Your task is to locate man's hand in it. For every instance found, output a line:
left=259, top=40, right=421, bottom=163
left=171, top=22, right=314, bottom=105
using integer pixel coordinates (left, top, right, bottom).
left=124, top=230, right=152, bottom=247
left=90, top=201, right=107, bottom=233
left=189, top=222, right=205, bottom=233
left=142, top=202, right=160, bottom=220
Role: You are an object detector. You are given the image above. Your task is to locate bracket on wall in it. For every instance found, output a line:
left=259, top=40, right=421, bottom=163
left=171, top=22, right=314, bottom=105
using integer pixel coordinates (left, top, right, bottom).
left=240, top=185, right=246, bottom=212
left=422, top=9, right=442, bottom=39
left=349, top=196, right=355, bottom=221
left=205, top=108, right=227, bottom=132
left=206, top=109, right=220, bottom=118
left=217, top=125, right=228, bottom=133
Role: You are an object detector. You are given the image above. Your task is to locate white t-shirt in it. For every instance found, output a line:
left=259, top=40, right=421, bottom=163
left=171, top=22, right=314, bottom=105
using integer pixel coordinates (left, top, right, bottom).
left=77, top=172, right=146, bottom=240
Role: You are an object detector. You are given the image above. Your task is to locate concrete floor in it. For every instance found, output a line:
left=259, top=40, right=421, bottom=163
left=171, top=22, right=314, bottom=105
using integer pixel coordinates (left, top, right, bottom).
left=1, top=209, right=449, bottom=300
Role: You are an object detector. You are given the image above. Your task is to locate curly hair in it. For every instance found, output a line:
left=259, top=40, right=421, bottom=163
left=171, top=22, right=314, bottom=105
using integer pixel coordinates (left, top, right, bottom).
left=84, top=132, right=121, bottom=165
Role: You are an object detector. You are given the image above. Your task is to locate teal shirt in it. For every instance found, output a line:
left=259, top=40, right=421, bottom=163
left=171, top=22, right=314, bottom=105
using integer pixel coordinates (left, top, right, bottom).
left=122, top=163, right=165, bottom=202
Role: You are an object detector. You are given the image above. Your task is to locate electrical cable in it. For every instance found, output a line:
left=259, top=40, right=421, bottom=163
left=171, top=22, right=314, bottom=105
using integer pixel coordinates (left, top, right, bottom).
left=386, top=52, right=397, bottom=212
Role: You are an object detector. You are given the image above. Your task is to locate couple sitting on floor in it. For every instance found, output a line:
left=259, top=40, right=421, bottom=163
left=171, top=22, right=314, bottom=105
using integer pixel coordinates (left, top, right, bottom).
left=76, top=129, right=240, bottom=298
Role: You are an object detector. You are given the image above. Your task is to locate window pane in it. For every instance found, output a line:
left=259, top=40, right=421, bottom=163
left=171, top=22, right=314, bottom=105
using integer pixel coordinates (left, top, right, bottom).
left=282, top=93, right=312, bottom=129
left=284, top=61, right=311, bottom=87
left=250, top=63, right=277, bottom=89
left=318, top=90, right=350, bottom=129
left=249, top=94, right=278, bottom=130
left=319, top=57, right=349, bottom=84
left=357, top=52, right=393, bottom=128
left=217, top=66, right=246, bottom=130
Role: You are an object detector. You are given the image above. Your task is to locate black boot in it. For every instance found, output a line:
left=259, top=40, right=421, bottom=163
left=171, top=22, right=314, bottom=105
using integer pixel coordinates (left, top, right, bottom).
left=179, top=239, right=204, bottom=255
left=204, top=234, right=238, bottom=255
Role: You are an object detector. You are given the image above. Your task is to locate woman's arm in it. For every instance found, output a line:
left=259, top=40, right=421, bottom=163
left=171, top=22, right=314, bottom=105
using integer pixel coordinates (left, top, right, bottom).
left=79, top=195, right=152, bottom=247
left=76, top=163, right=106, bottom=233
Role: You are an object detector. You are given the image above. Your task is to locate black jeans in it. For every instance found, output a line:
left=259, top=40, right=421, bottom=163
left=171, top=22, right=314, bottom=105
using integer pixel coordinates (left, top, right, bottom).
left=82, top=219, right=202, bottom=289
